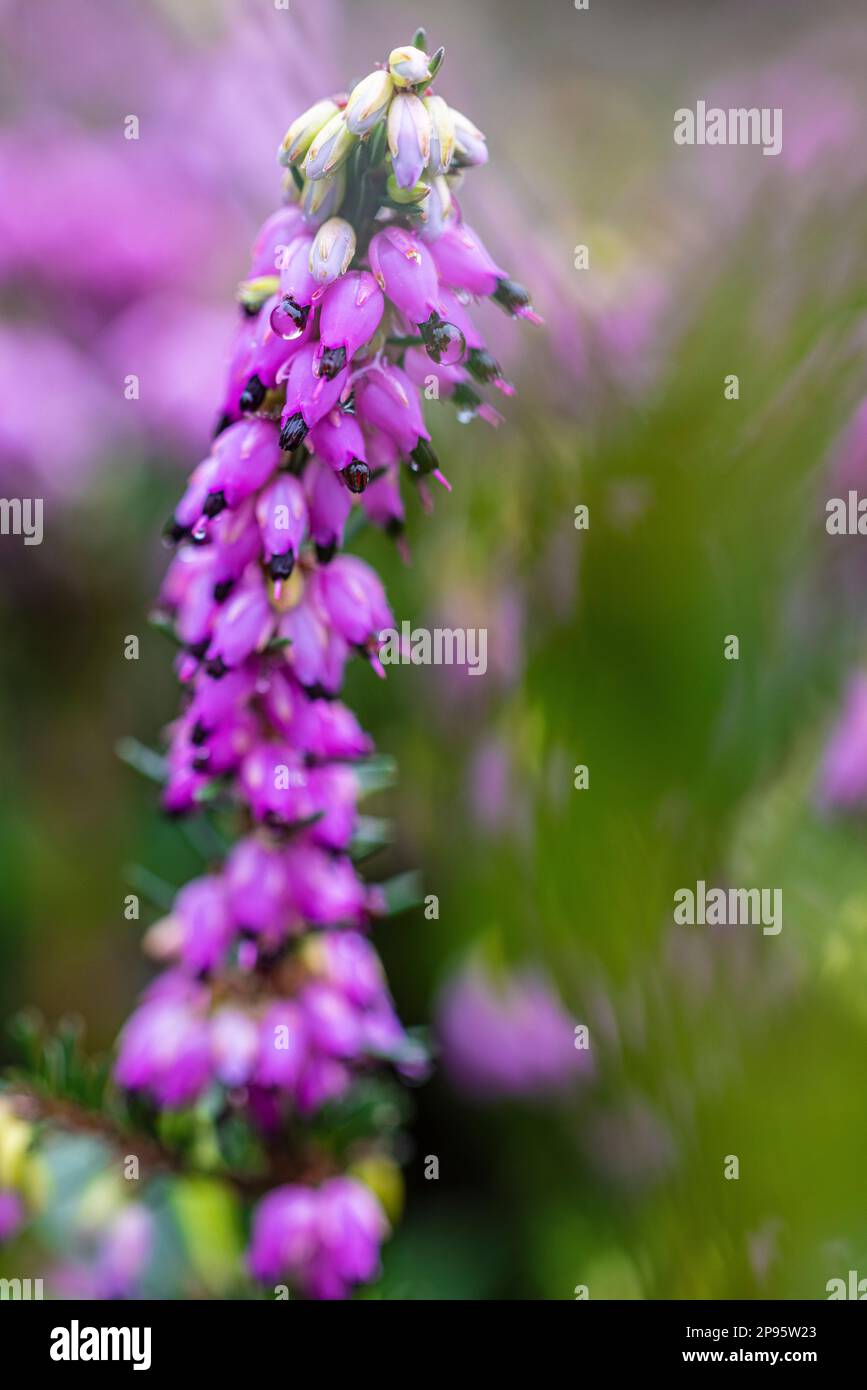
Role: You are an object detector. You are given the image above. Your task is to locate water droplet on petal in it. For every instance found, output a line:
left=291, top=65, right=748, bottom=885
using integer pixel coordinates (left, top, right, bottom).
left=425, top=320, right=465, bottom=366
left=270, top=296, right=309, bottom=341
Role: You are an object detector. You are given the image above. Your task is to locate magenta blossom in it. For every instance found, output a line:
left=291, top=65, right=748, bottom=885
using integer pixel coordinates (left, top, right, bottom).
left=248, top=1178, right=387, bottom=1299
left=115, top=982, right=213, bottom=1110
left=0, top=1190, right=24, bottom=1244
left=817, top=673, right=867, bottom=812
left=437, top=962, right=590, bottom=1100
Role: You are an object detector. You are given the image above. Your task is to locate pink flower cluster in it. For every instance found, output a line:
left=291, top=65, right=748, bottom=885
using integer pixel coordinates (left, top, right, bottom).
left=248, top=1177, right=387, bottom=1300
left=117, top=931, right=423, bottom=1117
left=115, top=33, right=537, bottom=1300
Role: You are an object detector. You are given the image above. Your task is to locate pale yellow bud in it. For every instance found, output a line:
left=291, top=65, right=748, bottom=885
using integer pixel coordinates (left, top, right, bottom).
left=236, top=276, right=280, bottom=314
left=348, top=1155, right=402, bottom=1225
left=301, top=166, right=346, bottom=223
left=309, top=217, right=357, bottom=286
left=303, top=110, right=356, bottom=181
left=278, top=98, right=339, bottom=166
left=424, top=94, right=455, bottom=173
left=388, top=45, right=432, bottom=88
left=345, top=69, right=394, bottom=135
left=0, top=1099, right=32, bottom=1188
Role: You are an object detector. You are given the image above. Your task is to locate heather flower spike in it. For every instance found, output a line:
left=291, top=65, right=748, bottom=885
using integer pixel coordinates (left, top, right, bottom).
left=119, top=32, right=539, bottom=1300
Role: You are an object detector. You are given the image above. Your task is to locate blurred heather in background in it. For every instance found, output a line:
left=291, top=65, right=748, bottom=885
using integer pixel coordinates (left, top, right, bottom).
left=3, top=0, right=867, bottom=1298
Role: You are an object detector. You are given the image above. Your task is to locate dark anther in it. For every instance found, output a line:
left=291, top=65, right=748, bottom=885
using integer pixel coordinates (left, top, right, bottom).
left=341, top=390, right=356, bottom=416
left=268, top=552, right=295, bottom=581
left=240, top=374, right=266, bottom=413
left=453, top=383, right=482, bottom=410
left=342, top=459, right=370, bottom=494
left=386, top=517, right=405, bottom=540
left=467, top=348, right=502, bottom=385
left=205, top=657, right=229, bottom=679
left=280, top=412, right=308, bottom=452
left=410, top=438, right=439, bottom=475
left=315, top=542, right=337, bottom=565
left=213, top=579, right=234, bottom=602
left=192, top=750, right=211, bottom=773
left=493, top=277, right=531, bottom=315
left=318, top=346, right=347, bottom=380
left=203, top=490, right=227, bottom=519
left=191, top=720, right=209, bottom=747
left=213, top=412, right=233, bottom=438
left=187, top=639, right=209, bottom=660
left=163, top=518, right=187, bottom=545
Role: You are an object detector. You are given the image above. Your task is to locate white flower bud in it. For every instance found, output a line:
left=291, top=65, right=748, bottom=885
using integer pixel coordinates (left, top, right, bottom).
left=387, top=92, right=431, bottom=189
left=279, top=98, right=339, bottom=167
left=345, top=70, right=394, bottom=135
left=301, top=167, right=346, bottom=224
left=424, top=95, right=455, bottom=174
left=309, top=217, right=357, bottom=289
left=419, top=175, right=455, bottom=241
left=388, top=45, right=432, bottom=89
left=451, top=107, right=488, bottom=166
left=303, top=111, right=356, bottom=181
